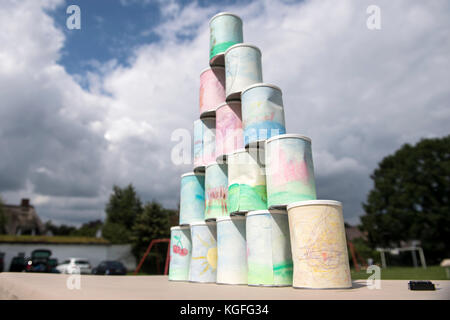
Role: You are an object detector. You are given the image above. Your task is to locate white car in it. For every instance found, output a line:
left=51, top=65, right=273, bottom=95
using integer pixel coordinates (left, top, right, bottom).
left=56, top=258, right=92, bottom=274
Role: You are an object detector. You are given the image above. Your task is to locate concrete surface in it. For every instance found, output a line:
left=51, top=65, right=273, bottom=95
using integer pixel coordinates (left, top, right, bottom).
left=0, top=273, right=449, bottom=300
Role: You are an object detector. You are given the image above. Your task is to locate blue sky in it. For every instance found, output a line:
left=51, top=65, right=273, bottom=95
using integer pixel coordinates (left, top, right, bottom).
left=0, top=0, right=449, bottom=226
left=48, top=0, right=244, bottom=77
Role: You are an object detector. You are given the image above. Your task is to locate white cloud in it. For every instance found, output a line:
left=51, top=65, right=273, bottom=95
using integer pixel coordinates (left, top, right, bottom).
left=0, top=0, right=449, bottom=225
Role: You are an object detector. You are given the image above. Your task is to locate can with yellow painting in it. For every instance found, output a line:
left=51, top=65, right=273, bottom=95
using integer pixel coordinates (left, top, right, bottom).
left=286, top=200, right=352, bottom=289
left=189, top=221, right=218, bottom=283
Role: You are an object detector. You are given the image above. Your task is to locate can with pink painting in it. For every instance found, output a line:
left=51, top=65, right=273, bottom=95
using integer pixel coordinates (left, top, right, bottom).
left=215, top=101, right=244, bottom=162
left=199, top=66, right=226, bottom=118
left=265, top=134, right=317, bottom=209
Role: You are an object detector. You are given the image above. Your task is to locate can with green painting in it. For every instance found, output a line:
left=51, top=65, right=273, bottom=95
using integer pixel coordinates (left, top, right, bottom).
left=209, top=12, right=243, bottom=66
left=227, top=148, right=267, bottom=215
left=265, top=134, right=317, bottom=209
left=246, top=209, right=293, bottom=286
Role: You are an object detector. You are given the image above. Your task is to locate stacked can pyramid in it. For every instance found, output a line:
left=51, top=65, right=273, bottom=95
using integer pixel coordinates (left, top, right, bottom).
left=169, top=12, right=352, bottom=289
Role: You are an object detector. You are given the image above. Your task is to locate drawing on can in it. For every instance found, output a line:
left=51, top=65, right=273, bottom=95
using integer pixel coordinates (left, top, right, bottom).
left=215, top=101, right=244, bottom=161
left=226, top=148, right=267, bottom=214
left=190, top=222, right=218, bottom=283
left=199, top=67, right=225, bottom=117
left=179, top=173, right=205, bottom=225
left=246, top=210, right=293, bottom=286
left=216, top=216, right=247, bottom=284
left=286, top=200, right=352, bottom=289
left=241, top=84, right=286, bottom=147
left=225, top=44, right=263, bottom=100
left=169, top=226, right=191, bottom=281
left=209, top=12, right=243, bottom=66
left=266, top=135, right=316, bottom=208
left=205, top=163, right=228, bottom=219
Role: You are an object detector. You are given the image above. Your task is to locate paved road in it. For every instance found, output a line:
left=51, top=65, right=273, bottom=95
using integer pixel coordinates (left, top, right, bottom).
left=0, top=273, right=449, bottom=300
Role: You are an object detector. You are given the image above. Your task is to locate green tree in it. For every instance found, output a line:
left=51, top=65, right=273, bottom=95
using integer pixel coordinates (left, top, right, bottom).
left=0, top=195, right=7, bottom=234
left=102, top=184, right=143, bottom=243
left=361, top=135, right=450, bottom=264
left=71, top=220, right=103, bottom=237
left=44, top=221, right=76, bottom=236
left=131, top=201, right=172, bottom=273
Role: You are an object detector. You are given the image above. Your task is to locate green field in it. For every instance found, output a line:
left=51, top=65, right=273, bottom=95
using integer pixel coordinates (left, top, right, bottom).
left=351, top=266, right=448, bottom=280
left=0, top=235, right=109, bottom=244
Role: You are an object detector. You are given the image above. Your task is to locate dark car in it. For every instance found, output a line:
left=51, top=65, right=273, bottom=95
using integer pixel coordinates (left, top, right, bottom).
left=48, top=258, right=60, bottom=273
left=0, top=252, right=4, bottom=272
left=25, top=249, right=53, bottom=273
left=9, top=255, right=27, bottom=272
left=92, top=261, right=127, bottom=275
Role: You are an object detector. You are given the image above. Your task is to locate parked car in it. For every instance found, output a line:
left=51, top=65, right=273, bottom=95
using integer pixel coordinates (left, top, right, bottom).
left=92, top=261, right=127, bottom=275
left=56, top=258, right=92, bottom=274
left=0, top=252, right=4, bottom=272
left=9, top=254, right=26, bottom=272
left=25, top=249, right=54, bottom=273
left=48, top=258, right=60, bottom=273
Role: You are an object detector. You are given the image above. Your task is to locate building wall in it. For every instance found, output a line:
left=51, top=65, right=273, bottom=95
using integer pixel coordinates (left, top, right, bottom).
left=0, top=243, right=137, bottom=272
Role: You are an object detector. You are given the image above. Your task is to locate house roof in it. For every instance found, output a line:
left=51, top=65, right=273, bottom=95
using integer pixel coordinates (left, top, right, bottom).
left=2, top=201, right=45, bottom=235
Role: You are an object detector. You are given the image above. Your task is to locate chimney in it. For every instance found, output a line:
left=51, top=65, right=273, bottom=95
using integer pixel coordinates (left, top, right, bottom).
left=21, top=198, right=30, bottom=207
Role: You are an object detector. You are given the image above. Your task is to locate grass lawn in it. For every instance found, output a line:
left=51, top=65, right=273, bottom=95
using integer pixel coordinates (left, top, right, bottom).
left=0, top=235, right=109, bottom=244
left=351, top=265, right=448, bottom=280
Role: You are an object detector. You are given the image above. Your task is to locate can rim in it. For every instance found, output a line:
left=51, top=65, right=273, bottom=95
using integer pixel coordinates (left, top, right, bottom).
left=216, top=100, right=241, bottom=111
left=266, top=134, right=312, bottom=144
left=227, top=148, right=248, bottom=156
left=224, top=43, right=261, bottom=56
left=181, top=172, right=205, bottom=178
left=200, top=65, right=225, bottom=76
left=190, top=220, right=216, bottom=226
left=247, top=209, right=287, bottom=216
left=287, top=200, right=342, bottom=211
left=216, top=215, right=246, bottom=222
left=199, top=109, right=216, bottom=119
left=241, top=83, right=282, bottom=96
left=201, top=114, right=216, bottom=121
left=209, top=12, right=242, bottom=25
left=170, top=226, right=189, bottom=230
left=205, top=161, right=220, bottom=168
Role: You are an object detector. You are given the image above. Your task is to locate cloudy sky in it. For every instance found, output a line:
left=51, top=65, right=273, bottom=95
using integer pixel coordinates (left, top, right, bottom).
left=0, top=0, right=449, bottom=226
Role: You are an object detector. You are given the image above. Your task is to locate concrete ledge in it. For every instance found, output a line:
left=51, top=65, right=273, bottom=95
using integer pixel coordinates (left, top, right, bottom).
left=0, top=273, right=449, bottom=300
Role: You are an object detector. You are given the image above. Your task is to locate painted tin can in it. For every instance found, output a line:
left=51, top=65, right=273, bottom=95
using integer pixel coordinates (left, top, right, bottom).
left=241, top=83, right=286, bottom=147
left=199, top=66, right=226, bottom=118
left=193, top=117, right=216, bottom=172
left=169, top=226, right=192, bottom=281
left=202, top=116, right=216, bottom=166
left=179, top=172, right=205, bottom=225
left=265, top=134, right=317, bottom=209
left=205, top=162, right=228, bottom=220
left=193, top=119, right=205, bottom=172
left=189, top=221, right=218, bottom=283
left=209, top=12, right=243, bottom=67
left=215, top=101, right=244, bottom=162
left=224, top=44, right=263, bottom=101
left=216, top=216, right=247, bottom=285
left=286, top=200, right=352, bottom=289
left=246, top=210, right=293, bottom=286
left=227, top=148, right=267, bottom=215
